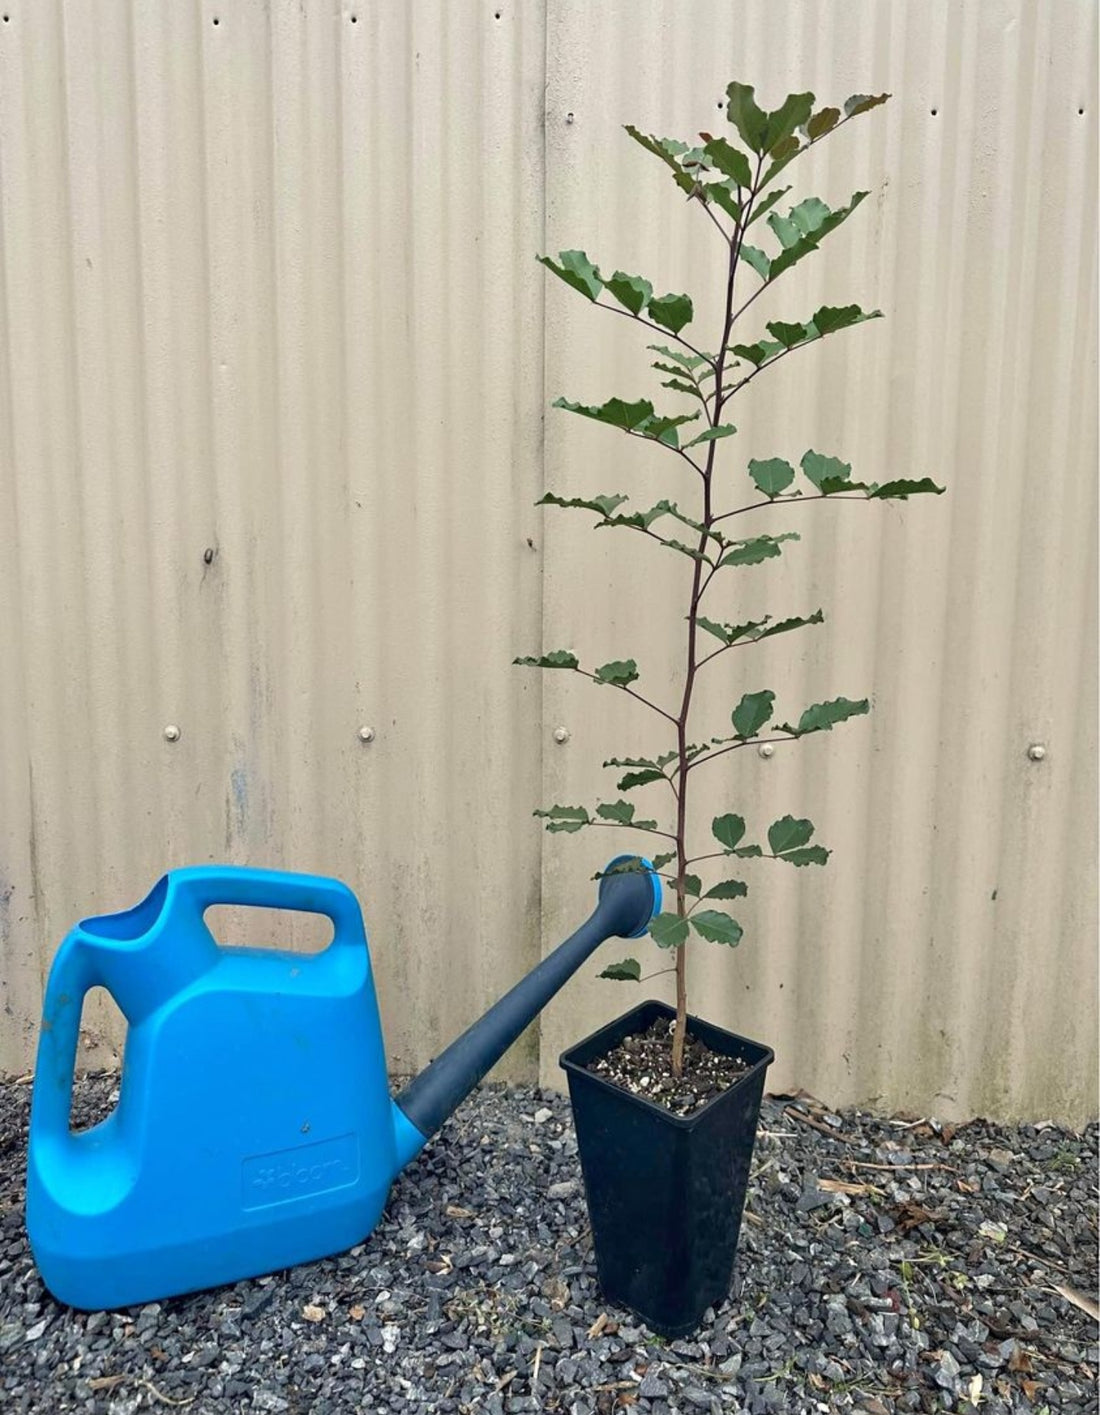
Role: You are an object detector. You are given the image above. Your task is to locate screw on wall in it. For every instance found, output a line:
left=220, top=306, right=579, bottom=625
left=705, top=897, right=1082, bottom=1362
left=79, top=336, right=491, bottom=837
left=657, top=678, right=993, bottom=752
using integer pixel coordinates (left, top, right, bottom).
left=358, top=726, right=376, bottom=744
left=163, top=725, right=181, bottom=743
left=1026, top=743, right=1046, bottom=761
left=757, top=743, right=775, bottom=759
left=553, top=727, right=570, bottom=744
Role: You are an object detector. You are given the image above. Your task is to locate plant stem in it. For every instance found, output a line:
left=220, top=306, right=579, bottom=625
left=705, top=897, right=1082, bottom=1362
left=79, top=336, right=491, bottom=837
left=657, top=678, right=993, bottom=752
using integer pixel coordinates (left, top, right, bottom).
left=669, top=154, right=763, bottom=1077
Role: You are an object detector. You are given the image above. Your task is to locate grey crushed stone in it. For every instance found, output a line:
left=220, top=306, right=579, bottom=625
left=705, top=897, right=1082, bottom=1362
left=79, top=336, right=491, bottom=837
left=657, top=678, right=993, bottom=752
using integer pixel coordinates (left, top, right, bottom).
left=0, top=1073, right=1095, bottom=1414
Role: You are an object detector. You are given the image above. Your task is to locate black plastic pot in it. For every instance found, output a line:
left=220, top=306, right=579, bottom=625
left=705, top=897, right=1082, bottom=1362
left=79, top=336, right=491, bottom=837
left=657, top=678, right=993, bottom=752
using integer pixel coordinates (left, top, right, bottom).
left=560, top=999, right=773, bottom=1339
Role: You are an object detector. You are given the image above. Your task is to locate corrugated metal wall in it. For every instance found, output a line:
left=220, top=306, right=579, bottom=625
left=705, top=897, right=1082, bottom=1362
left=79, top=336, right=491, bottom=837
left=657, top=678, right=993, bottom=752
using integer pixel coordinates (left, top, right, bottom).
left=1, top=0, right=1095, bottom=1122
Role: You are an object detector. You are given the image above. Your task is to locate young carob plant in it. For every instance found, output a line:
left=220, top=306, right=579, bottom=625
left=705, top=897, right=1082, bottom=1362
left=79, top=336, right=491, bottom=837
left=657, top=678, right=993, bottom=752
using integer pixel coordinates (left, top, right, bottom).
left=517, top=82, right=943, bottom=1081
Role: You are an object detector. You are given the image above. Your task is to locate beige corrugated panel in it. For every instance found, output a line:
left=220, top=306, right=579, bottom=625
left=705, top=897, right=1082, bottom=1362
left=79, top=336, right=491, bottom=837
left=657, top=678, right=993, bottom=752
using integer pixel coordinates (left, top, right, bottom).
left=0, top=1, right=1095, bottom=1122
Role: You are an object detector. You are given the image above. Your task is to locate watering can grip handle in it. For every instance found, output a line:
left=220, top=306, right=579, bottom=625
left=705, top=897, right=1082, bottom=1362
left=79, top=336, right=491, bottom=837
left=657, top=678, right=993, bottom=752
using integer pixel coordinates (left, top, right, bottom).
left=169, top=867, right=365, bottom=943
left=31, top=934, right=108, bottom=1142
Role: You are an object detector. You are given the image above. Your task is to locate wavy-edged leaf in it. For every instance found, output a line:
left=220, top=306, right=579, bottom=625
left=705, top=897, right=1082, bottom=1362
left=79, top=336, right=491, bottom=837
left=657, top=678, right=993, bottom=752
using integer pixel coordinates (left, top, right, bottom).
left=706, top=182, right=742, bottom=222
left=719, top=532, right=800, bottom=567
left=868, top=477, right=946, bottom=499
left=781, top=845, right=831, bottom=866
left=812, top=303, right=883, bottom=335
left=599, top=958, right=642, bottom=982
left=712, top=813, right=746, bottom=850
left=535, top=804, right=590, bottom=834
left=740, top=245, right=771, bottom=280
left=763, top=92, right=815, bottom=153
left=650, top=850, right=676, bottom=871
left=637, top=410, right=701, bottom=447
left=731, top=336, right=785, bottom=367
left=538, top=250, right=603, bottom=301
left=748, top=457, right=796, bottom=497
left=615, top=769, right=664, bottom=792
left=760, top=134, right=803, bottom=190
left=554, top=395, right=655, bottom=432
left=606, top=270, right=653, bottom=316
left=514, top=650, right=579, bottom=670
left=767, top=319, right=811, bottom=349
left=662, top=377, right=707, bottom=401
left=731, top=844, right=764, bottom=858
left=767, top=192, right=869, bottom=280
left=805, top=106, right=841, bottom=140
left=703, top=136, right=753, bottom=187
left=596, top=800, right=637, bottom=825
left=696, top=614, right=768, bottom=646
left=676, top=874, right=702, bottom=898
left=703, top=879, right=749, bottom=901
left=538, top=491, right=630, bottom=518
left=732, top=689, right=775, bottom=739
left=801, top=450, right=852, bottom=490
left=624, top=125, right=698, bottom=196
left=649, top=912, right=690, bottom=949
left=684, top=423, right=737, bottom=449
left=600, top=499, right=703, bottom=534
left=795, top=696, right=869, bottom=734
left=648, top=292, right=694, bottom=335
left=746, top=185, right=792, bottom=227
left=768, top=815, right=814, bottom=854
left=725, top=82, right=768, bottom=152
left=594, top=659, right=640, bottom=688
left=690, top=910, right=743, bottom=946
left=647, top=343, right=710, bottom=372
left=844, top=92, right=891, bottom=119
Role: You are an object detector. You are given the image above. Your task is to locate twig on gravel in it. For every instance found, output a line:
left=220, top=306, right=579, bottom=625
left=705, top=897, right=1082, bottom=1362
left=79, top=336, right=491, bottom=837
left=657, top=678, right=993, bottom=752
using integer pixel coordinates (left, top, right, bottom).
left=783, top=1107, right=857, bottom=1142
left=87, top=1377, right=193, bottom=1408
left=841, top=1159, right=956, bottom=1173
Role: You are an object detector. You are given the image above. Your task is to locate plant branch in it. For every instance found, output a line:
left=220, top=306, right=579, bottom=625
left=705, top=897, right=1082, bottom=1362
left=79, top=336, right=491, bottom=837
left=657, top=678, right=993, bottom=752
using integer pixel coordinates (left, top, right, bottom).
left=588, top=820, right=679, bottom=842
left=712, top=491, right=870, bottom=525
left=624, top=429, right=706, bottom=478
left=574, top=669, right=679, bottom=726
left=593, top=298, right=715, bottom=368
left=685, top=732, right=800, bottom=775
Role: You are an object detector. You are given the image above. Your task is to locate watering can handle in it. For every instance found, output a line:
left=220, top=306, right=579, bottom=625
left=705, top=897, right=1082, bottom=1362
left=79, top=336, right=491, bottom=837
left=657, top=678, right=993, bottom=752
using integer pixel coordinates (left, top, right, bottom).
left=31, top=932, right=115, bottom=1143
left=168, top=866, right=366, bottom=946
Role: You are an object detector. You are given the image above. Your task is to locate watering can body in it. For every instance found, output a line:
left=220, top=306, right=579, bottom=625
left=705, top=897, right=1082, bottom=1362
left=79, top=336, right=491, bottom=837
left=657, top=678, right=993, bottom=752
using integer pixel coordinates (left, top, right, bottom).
left=27, top=859, right=660, bottom=1310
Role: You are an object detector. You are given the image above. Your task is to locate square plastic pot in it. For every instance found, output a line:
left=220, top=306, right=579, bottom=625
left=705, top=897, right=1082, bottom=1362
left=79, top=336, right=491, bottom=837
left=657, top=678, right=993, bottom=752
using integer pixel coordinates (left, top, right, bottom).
left=560, top=998, right=773, bottom=1339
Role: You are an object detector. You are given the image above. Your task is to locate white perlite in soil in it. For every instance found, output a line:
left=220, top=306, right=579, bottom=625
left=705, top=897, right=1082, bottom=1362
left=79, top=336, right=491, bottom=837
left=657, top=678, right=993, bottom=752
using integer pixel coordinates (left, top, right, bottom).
left=1, top=1073, right=1096, bottom=1414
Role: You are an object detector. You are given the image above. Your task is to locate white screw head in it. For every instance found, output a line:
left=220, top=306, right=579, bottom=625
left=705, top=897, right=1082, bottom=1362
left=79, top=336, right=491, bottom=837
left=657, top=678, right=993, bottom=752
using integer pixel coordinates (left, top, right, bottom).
left=553, top=726, right=570, bottom=744
left=1027, top=743, right=1046, bottom=761
left=163, top=724, right=181, bottom=743
left=358, top=726, right=376, bottom=744
left=758, top=743, right=775, bottom=759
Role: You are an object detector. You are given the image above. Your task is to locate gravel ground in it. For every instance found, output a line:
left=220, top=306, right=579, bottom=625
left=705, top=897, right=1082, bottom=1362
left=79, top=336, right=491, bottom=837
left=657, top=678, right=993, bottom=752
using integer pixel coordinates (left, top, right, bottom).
left=1, top=1074, right=1096, bottom=1415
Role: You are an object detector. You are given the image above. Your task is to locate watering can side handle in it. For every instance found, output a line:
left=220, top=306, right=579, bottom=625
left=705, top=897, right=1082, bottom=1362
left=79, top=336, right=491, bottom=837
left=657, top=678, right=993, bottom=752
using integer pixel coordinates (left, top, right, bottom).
left=167, top=867, right=366, bottom=943
left=30, top=933, right=107, bottom=1143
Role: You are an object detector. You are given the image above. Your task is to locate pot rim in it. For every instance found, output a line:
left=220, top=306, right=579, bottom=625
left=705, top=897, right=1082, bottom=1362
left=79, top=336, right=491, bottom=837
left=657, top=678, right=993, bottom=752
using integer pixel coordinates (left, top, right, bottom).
left=559, top=997, right=774, bottom=1131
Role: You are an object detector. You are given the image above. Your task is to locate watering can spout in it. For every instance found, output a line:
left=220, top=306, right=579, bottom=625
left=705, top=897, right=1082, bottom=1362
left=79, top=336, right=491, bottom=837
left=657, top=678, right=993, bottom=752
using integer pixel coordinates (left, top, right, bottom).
left=390, top=856, right=661, bottom=1169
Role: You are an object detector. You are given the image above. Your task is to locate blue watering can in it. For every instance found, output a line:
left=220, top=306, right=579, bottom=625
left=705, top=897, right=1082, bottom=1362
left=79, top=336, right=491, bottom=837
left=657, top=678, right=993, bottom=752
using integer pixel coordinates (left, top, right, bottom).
left=26, top=858, right=660, bottom=1310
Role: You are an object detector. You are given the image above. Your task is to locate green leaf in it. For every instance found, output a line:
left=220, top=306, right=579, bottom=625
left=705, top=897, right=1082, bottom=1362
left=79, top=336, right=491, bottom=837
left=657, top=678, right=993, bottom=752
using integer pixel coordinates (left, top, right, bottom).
left=624, top=125, right=698, bottom=196
left=596, top=800, right=636, bottom=825
left=767, top=192, right=869, bottom=281
left=514, top=650, right=580, bottom=670
left=763, top=92, right=814, bottom=154
left=702, top=137, right=753, bottom=188
left=599, top=958, right=642, bottom=981
left=673, top=873, right=702, bottom=898
left=781, top=845, right=831, bottom=866
left=553, top=395, right=655, bottom=433
left=650, top=850, right=676, bottom=871
left=868, top=477, right=946, bottom=499
left=732, top=690, right=775, bottom=739
left=748, top=457, right=796, bottom=497
left=538, top=250, right=603, bottom=301
left=740, top=245, right=771, bottom=280
left=617, top=769, right=666, bottom=792
left=703, top=879, right=749, bottom=901
left=731, top=844, right=764, bottom=858
left=535, top=804, right=590, bottom=834
left=696, top=614, right=763, bottom=645
left=801, top=450, right=852, bottom=490
left=746, top=185, right=792, bottom=226
left=725, top=82, right=768, bottom=153
left=760, top=135, right=803, bottom=190
left=766, top=319, right=810, bottom=349
left=648, top=912, right=690, bottom=949
left=758, top=610, right=825, bottom=641
left=594, top=659, right=640, bottom=688
left=844, top=92, right=891, bottom=119
left=805, top=106, right=841, bottom=140
left=662, top=377, right=706, bottom=400
left=706, top=183, right=742, bottom=222
left=683, top=423, right=737, bottom=449
left=768, top=815, right=814, bottom=854
left=606, top=270, right=653, bottom=316
left=537, top=491, right=630, bottom=518
left=796, top=696, right=870, bottom=734
left=731, top=337, right=785, bottom=367
left=811, top=303, right=883, bottom=335
left=636, top=410, right=701, bottom=447
left=647, top=292, right=694, bottom=335
left=712, top=813, right=746, bottom=850
left=646, top=344, right=709, bottom=371
left=719, top=532, right=800, bottom=567
left=690, top=910, right=743, bottom=946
